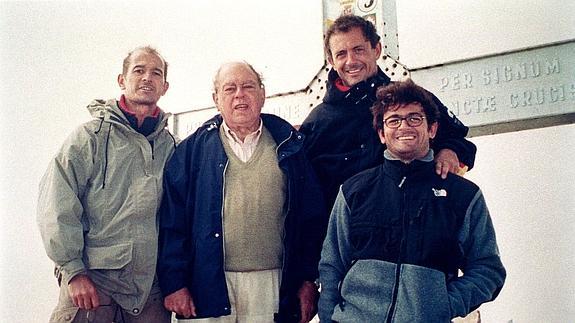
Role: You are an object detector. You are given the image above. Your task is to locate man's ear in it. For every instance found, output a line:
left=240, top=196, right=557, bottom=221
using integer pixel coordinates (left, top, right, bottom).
left=327, top=54, right=334, bottom=66
left=212, top=92, right=220, bottom=111
left=428, top=122, right=439, bottom=139
left=378, top=128, right=386, bottom=144
left=117, top=74, right=126, bottom=90
left=374, top=42, right=382, bottom=58
left=161, top=81, right=170, bottom=95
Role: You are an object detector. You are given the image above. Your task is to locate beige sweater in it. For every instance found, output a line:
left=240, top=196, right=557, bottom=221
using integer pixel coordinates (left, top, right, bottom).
left=220, top=126, right=287, bottom=271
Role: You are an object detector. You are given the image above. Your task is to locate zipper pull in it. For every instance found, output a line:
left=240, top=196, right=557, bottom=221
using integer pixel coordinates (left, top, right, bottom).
left=398, top=176, right=406, bottom=188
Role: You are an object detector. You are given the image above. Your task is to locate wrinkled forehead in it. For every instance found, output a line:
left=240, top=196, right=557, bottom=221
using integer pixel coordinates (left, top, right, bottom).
left=128, top=50, right=165, bottom=70
left=217, top=63, right=259, bottom=86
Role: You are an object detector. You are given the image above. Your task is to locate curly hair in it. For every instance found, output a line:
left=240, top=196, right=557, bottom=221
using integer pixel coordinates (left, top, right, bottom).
left=371, top=79, right=440, bottom=131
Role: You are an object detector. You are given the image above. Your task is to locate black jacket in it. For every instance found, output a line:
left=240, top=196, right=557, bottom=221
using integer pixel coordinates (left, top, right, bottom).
left=299, top=68, right=476, bottom=211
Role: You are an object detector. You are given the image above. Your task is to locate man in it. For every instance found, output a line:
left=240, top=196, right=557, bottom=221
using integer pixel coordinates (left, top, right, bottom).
left=299, top=14, right=477, bottom=213
left=37, top=46, right=175, bottom=322
left=157, top=62, right=326, bottom=323
left=318, top=79, right=506, bottom=322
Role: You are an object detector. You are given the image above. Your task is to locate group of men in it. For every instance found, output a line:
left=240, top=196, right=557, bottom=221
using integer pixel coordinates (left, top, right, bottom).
left=37, top=14, right=505, bottom=323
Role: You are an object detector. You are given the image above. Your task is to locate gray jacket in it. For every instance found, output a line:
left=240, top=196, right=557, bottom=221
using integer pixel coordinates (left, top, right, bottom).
left=37, top=99, right=176, bottom=312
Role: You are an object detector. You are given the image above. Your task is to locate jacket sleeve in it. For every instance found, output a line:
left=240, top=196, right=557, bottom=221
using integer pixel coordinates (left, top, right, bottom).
left=157, top=139, right=193, bottom=296
left=36, top=127, right=93, bottom=286
left=318, top=188, right=353, bottom=322
left=429, top=91, right=477, bottom=169
left=447, top=190, right=506, bottom=318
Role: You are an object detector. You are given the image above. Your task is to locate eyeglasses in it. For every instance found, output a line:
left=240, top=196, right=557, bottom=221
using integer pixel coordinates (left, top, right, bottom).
left=383, top=113, right=426, bottom=129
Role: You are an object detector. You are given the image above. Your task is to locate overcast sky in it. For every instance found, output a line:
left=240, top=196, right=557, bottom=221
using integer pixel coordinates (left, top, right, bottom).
left=1, top=1, right=574, bottom=321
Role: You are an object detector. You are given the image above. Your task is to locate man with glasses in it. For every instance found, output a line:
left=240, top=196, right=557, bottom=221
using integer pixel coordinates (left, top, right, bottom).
left=317, top=79, right=506, bottom=322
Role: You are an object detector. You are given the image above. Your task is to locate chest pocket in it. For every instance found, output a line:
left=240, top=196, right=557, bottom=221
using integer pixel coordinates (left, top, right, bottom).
left=405, top=191, right=460, bottom=272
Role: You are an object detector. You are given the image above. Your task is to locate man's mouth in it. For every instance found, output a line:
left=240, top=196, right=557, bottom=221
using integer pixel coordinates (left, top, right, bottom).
left=234, top=104, right=249, bottom=109
left=397, top=135, right=416, bottom=141
left=139, top=86, right=154, bottom=91
left=345, top=65, right=364, bottom=75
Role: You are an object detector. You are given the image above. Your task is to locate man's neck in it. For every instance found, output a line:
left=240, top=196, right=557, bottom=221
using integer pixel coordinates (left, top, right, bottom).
left=384, top=149, right=434, bottom=164
left=121, top=96, right=159, bottom=127
left=224, top=119, right=262, bottom=143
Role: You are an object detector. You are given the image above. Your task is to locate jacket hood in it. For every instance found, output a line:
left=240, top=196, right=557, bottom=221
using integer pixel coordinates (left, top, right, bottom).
left=87, top=99, right=171, bottom=138
left=323, top=67, right=391, bottom=108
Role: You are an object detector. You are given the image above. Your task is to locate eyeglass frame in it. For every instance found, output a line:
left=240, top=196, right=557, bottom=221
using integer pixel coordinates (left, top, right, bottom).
left=383, top=113, right=426, bottom=129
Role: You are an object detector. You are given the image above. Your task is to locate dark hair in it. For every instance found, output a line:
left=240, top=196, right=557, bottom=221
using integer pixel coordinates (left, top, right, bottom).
left=122, top=46, right=168, bottom=81
left=324, top=14, right=381, bottom=58
left=371, top=79, right=440, bottom=131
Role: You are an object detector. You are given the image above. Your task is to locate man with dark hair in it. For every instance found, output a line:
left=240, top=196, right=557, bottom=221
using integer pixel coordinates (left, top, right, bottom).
left=157, top=61, right=326, bottom=323
left=37, top=46, right=174, bottom=322
left=299, top=14, right=477, bottom=215
left=318, top=79, right=506, bottom=322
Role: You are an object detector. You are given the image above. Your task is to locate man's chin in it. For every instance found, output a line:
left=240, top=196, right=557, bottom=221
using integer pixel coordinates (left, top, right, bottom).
left=342, top=76, right=365, bottom=87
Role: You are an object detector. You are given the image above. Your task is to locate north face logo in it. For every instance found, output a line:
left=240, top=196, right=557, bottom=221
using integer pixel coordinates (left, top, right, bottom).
left=432, top=188, right=447, bottom=197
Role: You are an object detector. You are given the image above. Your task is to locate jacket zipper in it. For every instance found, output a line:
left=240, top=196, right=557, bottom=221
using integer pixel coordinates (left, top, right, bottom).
left=220, top=161, right=229, bottom=271
left=276, top=131, right=293, bottom=289
left=386, top=176, right=408, bottom=323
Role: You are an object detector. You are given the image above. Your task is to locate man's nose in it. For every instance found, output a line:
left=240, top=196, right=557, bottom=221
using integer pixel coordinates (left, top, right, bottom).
left=234, top=87, right=246, bottom=97
left=397, top=117, right=411, bottom=129
left=346, top=51, right=358, bottom=64
left=142, top=71, right=153, bottom=81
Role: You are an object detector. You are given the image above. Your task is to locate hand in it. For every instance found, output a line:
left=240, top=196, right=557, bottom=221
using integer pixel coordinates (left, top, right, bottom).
left=164, top=287, right=196, bottom=318
left=68, top=274, right=100, bottom=310
left=297, top=281, right=319, bottom=323
left=434, top=148, right=460, bottom=179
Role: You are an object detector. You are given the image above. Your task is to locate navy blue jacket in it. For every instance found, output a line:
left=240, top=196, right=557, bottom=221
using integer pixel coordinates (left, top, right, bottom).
left=157, top=113, right=327, bottom=321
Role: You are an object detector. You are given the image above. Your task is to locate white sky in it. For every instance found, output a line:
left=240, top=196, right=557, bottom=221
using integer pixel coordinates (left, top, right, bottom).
left=1, top=0, right=574, bottom=321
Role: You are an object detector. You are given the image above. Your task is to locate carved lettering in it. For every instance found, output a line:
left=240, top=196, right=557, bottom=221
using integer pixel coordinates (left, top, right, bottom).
left=546, top=59, right=560, bottom=75
left=509, top=84, right=573, bottom=108
left=516, top=63, right=528, bottom=80
left=439, top=72, right=473, bottom=91
left=550, top=85, right=565, bottom=102
left=448, top=96, right=496, bottom=115
left=479, top=58, right=562, bottom=87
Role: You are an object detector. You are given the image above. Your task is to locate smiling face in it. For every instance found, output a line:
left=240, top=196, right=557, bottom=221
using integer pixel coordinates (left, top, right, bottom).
left=212, top=62, right=265, bottom=133
left=327, top=27, right=382, bottom=87
left=378, top=102, right=438, bottom=163
left=118, top=49, right=169, bottom=108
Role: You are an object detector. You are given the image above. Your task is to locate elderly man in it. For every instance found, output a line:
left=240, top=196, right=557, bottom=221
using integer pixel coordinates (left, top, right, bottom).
left=299, top=14, right=477, bottom=215
left=157, top=61, right=326, bottom=323
left=318, top=79, right=506, bottom=322
left=37, top=46, right=175, bottom=322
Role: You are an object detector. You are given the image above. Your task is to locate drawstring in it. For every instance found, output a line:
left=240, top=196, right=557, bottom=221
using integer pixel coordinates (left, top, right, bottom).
left=167, top=130, right=177, bottom=150
left=94, top=118, right=105, bottom=134
left=95, top=118, right=111, bottom=189
left=102, top=123, right=112, bottom=189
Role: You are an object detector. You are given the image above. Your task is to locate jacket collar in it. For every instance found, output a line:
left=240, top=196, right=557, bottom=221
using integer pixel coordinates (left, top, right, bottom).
left=202, top=113, right=303, bottom=160
left=87, top=98, right=170, bottom=139
left=323, top=67, right=391, bottom=107
left=382, top=149, right=436, bottom=185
